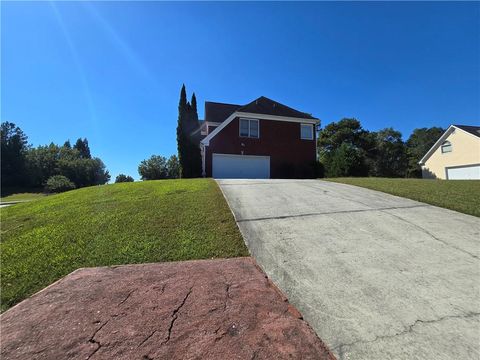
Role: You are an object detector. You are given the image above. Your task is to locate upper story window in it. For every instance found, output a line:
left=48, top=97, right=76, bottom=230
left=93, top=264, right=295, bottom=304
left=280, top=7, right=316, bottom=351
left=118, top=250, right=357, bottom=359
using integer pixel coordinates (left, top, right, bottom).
left=441, top=140, right=452, bottom=153
left=239, top=118, right=259, bottom=138
left=300, top=123, right=314, bottom=140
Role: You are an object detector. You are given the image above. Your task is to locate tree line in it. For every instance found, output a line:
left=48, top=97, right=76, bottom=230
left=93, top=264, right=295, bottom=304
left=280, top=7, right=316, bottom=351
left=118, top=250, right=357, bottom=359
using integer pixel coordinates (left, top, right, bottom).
left=2, top=94, right=445, bottom=190
left=317, top=118, right=444, bottom=178
left=135, top=95, right=445, bottom=180
left=1, top=122, right=110, bottom=192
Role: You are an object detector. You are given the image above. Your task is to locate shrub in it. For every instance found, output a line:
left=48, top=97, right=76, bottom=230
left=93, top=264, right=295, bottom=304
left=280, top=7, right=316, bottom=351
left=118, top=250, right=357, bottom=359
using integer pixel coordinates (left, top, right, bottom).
left=115, top=174, right=134, bottom=183
left=44, top=175, right=76, bottom=193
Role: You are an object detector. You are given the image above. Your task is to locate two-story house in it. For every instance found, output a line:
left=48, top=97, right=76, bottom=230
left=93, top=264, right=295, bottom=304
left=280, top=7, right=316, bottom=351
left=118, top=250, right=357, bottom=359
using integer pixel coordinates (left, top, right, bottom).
left=199, top=96, right=319, bottom=179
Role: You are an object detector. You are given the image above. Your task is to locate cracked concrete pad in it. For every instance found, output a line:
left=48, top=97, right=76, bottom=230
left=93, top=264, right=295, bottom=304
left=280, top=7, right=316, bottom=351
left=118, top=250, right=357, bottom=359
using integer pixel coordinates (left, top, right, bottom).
left=0, top=257, right=335, bottom=360
left=218, top=179, right=480, bottom=360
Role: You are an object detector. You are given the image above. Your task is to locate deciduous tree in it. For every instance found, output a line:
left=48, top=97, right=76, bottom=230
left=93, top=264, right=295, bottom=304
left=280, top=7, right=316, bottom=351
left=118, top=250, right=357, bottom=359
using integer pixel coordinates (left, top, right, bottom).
left=406, top=127, right=445, bottom=177
left=370, top=128, right=407, bottom=177
left=115, top=174, right=134, bottom=183
left=318, top=118, right=372, bottom=177
left=166, top=155, right=180, bottom=179
left=138, top=155, right=168, bottom=180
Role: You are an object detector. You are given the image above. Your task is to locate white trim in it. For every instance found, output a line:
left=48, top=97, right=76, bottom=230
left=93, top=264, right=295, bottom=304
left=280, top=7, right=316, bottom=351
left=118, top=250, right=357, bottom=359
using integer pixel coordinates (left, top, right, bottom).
left=300, top=123, right=314, bottom=140
left=205, top=121, right=222, bottom=126
left=201, top=112, right=237, bottom=146
left=236, top=112, right=319, bottom=124
left=200, top=143, right=206, bottom=177
left=418, top=125, right=479, bottom=164
left=201, top=111, right=319, bottom=146
left=239, top=118, right=260, bottom=139
left=213, top=153, right=270, bottom=159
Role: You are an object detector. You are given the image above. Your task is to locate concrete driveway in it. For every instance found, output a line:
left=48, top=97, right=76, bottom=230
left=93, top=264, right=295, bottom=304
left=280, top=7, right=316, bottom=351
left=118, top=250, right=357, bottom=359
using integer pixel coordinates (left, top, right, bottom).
left=217, top=179, right=480, bottom=360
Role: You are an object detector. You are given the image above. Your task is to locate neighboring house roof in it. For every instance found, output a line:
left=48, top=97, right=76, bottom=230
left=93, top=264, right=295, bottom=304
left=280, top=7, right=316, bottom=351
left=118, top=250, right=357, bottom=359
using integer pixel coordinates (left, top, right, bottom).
left=453, top=124, right=480, bottom=138
left=201, top=96, right=319, bottom=146
left=418, top=124, right=480, bottom=165
left=204, top=102, right=241, bottom=123
left=236, top=96, right=316, bottom=120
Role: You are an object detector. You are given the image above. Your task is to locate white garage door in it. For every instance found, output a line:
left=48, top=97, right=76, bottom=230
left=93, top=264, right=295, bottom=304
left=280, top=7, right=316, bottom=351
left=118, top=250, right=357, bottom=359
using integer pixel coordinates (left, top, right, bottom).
left=446, top=165, right=480, bottom=180
left=212, top=153, right=270, bottom=179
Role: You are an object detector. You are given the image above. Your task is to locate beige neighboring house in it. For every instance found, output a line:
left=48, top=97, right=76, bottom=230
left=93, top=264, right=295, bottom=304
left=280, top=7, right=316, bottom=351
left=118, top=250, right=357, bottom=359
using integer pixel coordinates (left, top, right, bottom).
left=419, top=124, right=480, bottom=180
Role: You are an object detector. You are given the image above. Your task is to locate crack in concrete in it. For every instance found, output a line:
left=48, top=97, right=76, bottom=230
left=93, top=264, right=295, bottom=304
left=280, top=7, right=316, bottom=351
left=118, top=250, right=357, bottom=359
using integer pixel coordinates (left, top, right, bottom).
left=236, top=205, right=429, bottom=223
left=86, top=342, right=101, bottom=360
left=334, top=312, right=480, bottom=359
left=213, top=327, right=228, bottom=342
left=137, top=330, right=157, bottom=348
left=161, top=286, right=193, bottom=345
left=117, top=289, right=136, bottom=306
left=383, top=210, right=479, bottom=260
left=86, top=320, right=109, bottom=359
left=223, top=283, right=231, bottom=312
left=298, top=181, right=392, bottom=209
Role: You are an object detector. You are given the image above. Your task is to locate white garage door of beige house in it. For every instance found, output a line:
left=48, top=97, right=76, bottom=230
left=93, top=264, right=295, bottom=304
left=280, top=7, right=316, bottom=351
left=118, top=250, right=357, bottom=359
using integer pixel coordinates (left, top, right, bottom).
left=446, top=164, right=480, bottom=179
left=212, top=153, right=270, bottom=179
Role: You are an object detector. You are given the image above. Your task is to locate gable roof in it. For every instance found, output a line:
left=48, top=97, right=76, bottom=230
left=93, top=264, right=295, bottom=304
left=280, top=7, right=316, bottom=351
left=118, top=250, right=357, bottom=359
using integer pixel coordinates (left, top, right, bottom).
left=236, top=96, right=316, bottom=120
left=453, top=124, right=480, bottom=138
left=418, top=124, right=480, bottom=165
left=201, top=96, right=319, bottom=146
left=204, top=101, right=241, bottom=123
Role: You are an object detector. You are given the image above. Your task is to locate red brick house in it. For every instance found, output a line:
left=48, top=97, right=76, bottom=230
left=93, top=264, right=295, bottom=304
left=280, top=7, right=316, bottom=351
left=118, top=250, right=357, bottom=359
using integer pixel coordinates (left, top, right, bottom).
left=200, top=96, right=319, bottom=179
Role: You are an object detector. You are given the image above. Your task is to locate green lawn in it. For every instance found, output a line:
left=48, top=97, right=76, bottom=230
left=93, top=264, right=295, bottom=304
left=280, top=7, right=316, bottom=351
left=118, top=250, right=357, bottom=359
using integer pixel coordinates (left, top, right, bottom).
left=1, top=192, right=46, bottom=202
left=326, top=178, right=480, bottom=217
left=1, top=187, right=46, bottom=203
left=0, top=179, right=248, bottom=312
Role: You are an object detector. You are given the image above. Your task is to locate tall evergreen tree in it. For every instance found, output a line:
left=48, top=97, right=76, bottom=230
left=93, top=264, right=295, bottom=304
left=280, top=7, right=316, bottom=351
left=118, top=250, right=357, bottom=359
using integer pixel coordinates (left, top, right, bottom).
left=191, top=92, right=197, bottom=114
left=176, top=85, right=202, bottom=178
left=189, top=92, right=202, bottom=177
left=74, top=138, right=91, bottom=159
left=177, top=84, right=188, bottom=177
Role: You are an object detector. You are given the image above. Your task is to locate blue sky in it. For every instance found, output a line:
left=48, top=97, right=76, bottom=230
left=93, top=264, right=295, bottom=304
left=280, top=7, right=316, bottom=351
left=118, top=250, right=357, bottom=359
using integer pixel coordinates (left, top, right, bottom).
left=2, top=1, right=479, bottom=180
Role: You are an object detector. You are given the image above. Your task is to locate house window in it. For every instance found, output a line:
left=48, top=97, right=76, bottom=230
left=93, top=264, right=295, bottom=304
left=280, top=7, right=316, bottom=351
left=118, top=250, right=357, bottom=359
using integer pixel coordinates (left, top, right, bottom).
left=239, top=119, right=259, bottom=138
left=441, top=141, right=452, bottom=153
left=300, top=124, right=314, bottom=140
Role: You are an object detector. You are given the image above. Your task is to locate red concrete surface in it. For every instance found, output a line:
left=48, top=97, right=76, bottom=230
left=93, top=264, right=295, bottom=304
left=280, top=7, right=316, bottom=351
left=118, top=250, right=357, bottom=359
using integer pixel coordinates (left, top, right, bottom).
left=1, top=257, right=336, bottom=360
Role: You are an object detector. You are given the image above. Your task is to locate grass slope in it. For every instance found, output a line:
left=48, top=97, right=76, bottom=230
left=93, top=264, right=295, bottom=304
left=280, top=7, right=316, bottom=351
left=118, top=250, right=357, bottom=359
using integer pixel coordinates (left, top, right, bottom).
left=1, top=179, right=248, bottom=312
left=1, top=187, right=45, bottom=203
left=326, top=178, right=480, bottom=217
left=1, top=193, right=46, bottom=202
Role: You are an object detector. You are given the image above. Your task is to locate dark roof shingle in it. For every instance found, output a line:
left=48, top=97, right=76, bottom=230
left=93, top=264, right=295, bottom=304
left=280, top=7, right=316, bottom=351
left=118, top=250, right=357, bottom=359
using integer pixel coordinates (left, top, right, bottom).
left=204, top=102, right=241, bottom=123
left=237, top=96, right=316, bottom=119
left=454, top=124, right=480, bottom=138
left=204, top=96, right=316, bottom=123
